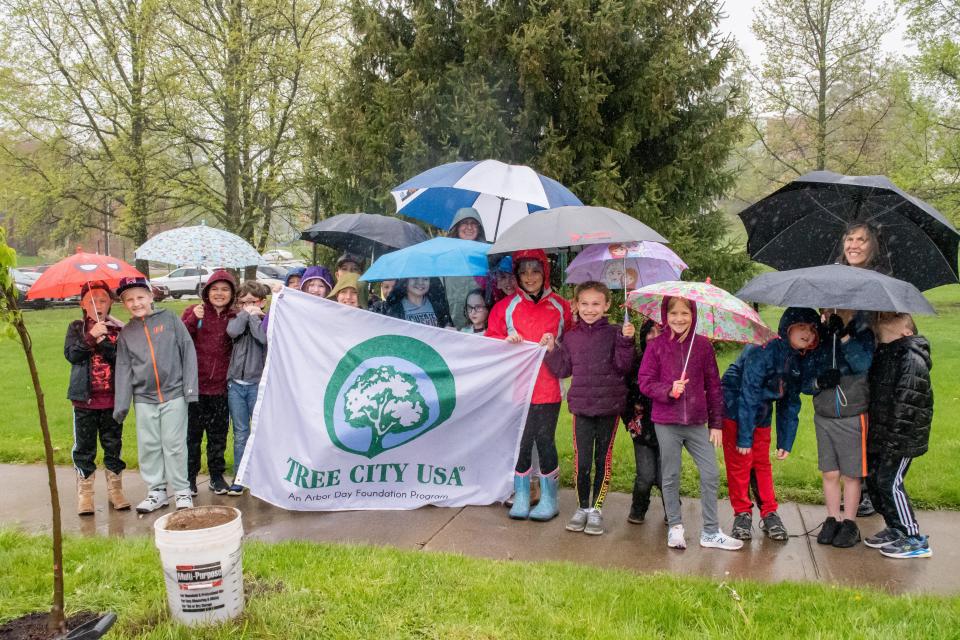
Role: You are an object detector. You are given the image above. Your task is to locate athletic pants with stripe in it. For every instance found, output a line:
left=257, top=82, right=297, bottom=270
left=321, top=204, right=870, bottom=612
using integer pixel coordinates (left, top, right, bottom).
left=573, top=415, right=618, bottom=510
left=866, top=453, right=920, bottom=537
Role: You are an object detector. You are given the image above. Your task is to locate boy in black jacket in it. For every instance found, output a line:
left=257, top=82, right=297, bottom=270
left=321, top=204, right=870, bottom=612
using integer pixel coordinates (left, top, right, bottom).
left=864, top=312, right=933, bottom=558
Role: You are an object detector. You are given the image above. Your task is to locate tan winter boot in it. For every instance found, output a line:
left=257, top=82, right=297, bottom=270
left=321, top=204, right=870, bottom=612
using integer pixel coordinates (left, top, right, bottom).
left=77, top=473, right=95, bottom=516
left=105, top=470, right=131, bottom=511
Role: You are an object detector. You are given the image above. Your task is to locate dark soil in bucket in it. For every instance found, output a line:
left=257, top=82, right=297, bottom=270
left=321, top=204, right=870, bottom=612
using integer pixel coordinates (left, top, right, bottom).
left=0, top=611, right=99, bottom=640
left=163, top=505, right=237, bottom=531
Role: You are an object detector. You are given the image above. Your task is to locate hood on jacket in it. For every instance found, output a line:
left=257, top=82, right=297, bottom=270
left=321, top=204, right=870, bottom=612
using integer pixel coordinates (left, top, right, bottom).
left=901, top=335, right=933, bottom=371
left=512, top=249, right=551, bottom=296
left=778, top=307, right=820, bottom=352
left=284, top=266, right=306, bottom=286
left=448, top=207, right=486, bottom=242
left=660, top=296, right=698, bottom=342
left=328, top=272, right=360, bottom=299
left=300, top=266, right=333, bottom=292
left=202, top=269, right=237, bottom=306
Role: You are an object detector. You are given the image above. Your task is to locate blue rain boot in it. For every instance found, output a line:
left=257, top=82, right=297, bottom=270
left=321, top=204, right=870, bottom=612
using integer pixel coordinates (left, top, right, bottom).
left=508, top=472, right=531, bottom=520
left=529, top=469, right=559, bottom=521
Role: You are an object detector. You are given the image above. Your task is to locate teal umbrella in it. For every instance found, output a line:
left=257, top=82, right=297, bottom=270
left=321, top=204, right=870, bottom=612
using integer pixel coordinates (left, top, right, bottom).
left=360, top=237, right=490, bottom=282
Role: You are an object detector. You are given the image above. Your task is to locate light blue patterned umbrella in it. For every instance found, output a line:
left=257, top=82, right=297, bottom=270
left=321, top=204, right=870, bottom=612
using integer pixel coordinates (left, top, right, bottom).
left=135, top=224, right=262, bottom=267
left=360, top=237, right=490, bottom=281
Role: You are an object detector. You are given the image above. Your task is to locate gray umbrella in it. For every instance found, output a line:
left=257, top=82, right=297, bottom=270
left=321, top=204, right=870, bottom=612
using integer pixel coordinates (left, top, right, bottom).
left=300, top=213, right=430, bottom=258
left=736, top=264, right=935, bottom=314
left=488, top=205, right=668, bottom=254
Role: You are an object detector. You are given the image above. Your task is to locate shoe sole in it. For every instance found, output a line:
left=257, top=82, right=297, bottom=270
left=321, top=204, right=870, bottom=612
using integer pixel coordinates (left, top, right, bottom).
left=765, top=532, right=788, bottom=541
left=627, top=516, right=645, bottom=524
left=731, top=531, right=752, bottom=540
left=700, top=540, right=744, bottom=550
left=566, top=523, right=586, bottom=532
left=880, top=549, right=932, bottom=558
left=136, top=502, right=169, bottom=514
left=530, top=513, right=558, bottom=522
left=831, top=539, right=860, bottom=548
left=668, top=541, right=686, bottom=549
left=210, top=487, right=228, bottom=495
left=865, top=538, right=903, bottom=549
left=227, top=491, right=244, bottom=497
left=583, top=527, right=604, bottom=536
left=109, top=503, right=132, bottom=511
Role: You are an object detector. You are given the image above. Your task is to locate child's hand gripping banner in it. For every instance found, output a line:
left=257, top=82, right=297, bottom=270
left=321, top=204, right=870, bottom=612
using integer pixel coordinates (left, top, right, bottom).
left=237, top=288, right=544, bottom=510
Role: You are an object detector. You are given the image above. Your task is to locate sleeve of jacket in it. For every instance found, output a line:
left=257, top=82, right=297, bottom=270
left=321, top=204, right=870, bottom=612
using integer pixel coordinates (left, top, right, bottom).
left=638, top=342, right=673, bottom=403
left=774, top=384, right=803, bottom=452
left=893, top=350, right=933, bottom=454
left=543, top=340, right=573, bottom=379
left=735, top=349, right=770, bottom=448
left=248, top=312, right=268, bottom=345
left=181, top=306, right=199, bottom=340
left=63, top=321, right=94, bottom=364
left=226, top=312, right=249, bottom=339
left=613, top=332, right=637, bottom=376
left=112, top=335, right=132, bottom=424
left=485, top=299, right=508, bottom=340
left=840, top=328, right=874, bottom=375
left=703, top=340, right=724, bottom=431
left=176, top=318, right=199, bottom=403
left=720, top=353, right=744, bottom=420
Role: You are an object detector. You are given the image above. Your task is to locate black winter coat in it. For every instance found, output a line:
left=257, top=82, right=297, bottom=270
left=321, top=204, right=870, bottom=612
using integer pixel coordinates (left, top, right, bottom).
left=867, top=335, right=933, bottom=459
left=64, top=317, right=122, bottom=403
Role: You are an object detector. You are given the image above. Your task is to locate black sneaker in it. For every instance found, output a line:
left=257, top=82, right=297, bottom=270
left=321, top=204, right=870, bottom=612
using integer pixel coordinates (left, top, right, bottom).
left=761, top=511, right=789, bottom=541
left=188, top=478, right=198, bottom=497
left=865, top=527, right=905, bottom=549
left=857, top=494, right=876, bottom=517
left=627, top=506, right=646, bottom=524
left=832, top=519, right=861, bottom=548
left=209, top=475, right=229, bottom=495
left=817, top=517, right=841, bottom=545
left=731, top=512, right=752, bottom=540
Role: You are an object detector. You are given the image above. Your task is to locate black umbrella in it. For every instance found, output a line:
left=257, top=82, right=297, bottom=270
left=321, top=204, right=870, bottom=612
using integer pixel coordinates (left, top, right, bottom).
left=736, top=265, right=935, bottom=315
left=301, top=213, right=430, bottom=257
left=739, top=171, right=960, bottom=291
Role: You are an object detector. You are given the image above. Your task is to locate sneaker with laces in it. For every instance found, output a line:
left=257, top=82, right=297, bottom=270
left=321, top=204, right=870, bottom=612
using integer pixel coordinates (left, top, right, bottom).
left=667, top=524, right=686, bottom=549
left=817, top=517, right=841, bottom=545
left=856, top=493, right=876, bottom=517
left=227, top=484, right=245, bottom=497
left=584, top=509, right=604, bottom=536
left=566, top=508, right=588, bottom=532
left=731, top=512, right=752, bottom=540
left=879, top=535, right=932, bottom=558
left=209, top=475, right=229, bottom=495
left=700, top=529, right=744, bottom=551
left=864, top=527, right=905, bottom=549
left=135, top=489, right=169, bottom=514
left=831, top=519, right=860, bottom=548
left=174, top=491, right=194, bottom=510
left=761, top=512, right=789, bottom=541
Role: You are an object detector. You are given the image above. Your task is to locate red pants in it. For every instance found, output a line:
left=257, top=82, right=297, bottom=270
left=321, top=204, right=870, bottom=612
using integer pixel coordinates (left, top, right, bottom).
left=722, top=418, right=778, bottom=517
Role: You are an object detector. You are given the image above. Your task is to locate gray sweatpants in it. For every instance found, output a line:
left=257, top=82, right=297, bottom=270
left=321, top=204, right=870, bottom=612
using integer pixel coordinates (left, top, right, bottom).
left=655, top=423, right=720, bottom=534
left=135, top=397, right=189, bottom=493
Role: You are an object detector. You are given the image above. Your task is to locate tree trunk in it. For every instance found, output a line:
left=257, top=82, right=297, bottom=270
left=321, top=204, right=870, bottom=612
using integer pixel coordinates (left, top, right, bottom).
left=816, top=0, right=830, bottom=171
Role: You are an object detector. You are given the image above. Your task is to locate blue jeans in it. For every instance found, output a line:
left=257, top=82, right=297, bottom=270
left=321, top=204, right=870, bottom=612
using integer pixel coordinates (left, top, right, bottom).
left=227, top=381, right=259, bottom=478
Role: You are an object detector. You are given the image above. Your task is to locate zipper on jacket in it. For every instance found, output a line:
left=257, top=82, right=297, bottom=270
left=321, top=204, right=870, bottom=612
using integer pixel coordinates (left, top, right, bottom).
left=143, top=321, right=165, bottom=404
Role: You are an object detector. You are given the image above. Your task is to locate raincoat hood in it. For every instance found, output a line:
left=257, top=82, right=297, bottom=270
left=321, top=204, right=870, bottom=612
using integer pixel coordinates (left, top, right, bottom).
left=202, top=269, right=237, bottom=305
left=284, top=266, right=306, bottom=287
left=660, top=296, right=698, bottom=343
left=512, top=249, right=551, bottom=296
left=300, top=266, right=333, bottom=292
left=777, top=307, right=820, bottom=352
left=328, top=272, right=360, bottom=299
left=448, top=207, right=486, bottom=241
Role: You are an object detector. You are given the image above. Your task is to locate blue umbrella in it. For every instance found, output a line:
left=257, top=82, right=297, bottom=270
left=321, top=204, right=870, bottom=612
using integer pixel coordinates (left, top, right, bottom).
left=359, top=237, right=491, bottom=282
left=390, top=160, right=582, bottom=241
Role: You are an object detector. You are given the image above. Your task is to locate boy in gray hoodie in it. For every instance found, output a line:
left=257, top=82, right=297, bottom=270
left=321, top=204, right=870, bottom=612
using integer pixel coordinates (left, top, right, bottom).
left=113, top=277, right=199, bottom=513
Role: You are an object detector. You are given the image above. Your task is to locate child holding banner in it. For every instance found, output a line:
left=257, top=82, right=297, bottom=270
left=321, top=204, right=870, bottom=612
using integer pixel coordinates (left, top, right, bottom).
left=487, top=249, right=572, bottom=522
left=542, top=281, right=635, bottom=536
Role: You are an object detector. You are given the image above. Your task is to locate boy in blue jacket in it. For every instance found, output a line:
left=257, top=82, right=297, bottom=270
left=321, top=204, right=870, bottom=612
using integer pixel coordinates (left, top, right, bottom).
left=721, top=307, right=820, bottom=541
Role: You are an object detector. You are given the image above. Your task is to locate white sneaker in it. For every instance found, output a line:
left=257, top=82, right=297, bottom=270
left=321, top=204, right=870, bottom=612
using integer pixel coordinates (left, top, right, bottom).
left=175, top=491, right=194, bottom=510
left=668, top=524, right=686, bottom=549
left=700, top=529, right=745, bottom=551
left=135, top=489, right=169, bottom=513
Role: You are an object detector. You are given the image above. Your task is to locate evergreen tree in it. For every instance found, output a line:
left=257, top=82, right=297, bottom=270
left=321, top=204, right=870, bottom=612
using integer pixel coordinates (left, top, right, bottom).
left=320, top=0, right=753, bottom=287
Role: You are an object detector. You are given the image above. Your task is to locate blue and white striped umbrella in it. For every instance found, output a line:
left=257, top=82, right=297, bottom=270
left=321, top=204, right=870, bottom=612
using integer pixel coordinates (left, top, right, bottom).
left=390, top=159, right=582, bottom=241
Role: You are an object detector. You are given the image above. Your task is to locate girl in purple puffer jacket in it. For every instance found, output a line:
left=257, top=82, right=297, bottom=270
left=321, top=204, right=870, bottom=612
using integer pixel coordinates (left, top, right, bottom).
left=637, top=296, right=742, bottom=552
left=543, top=282, right=636, bottom=537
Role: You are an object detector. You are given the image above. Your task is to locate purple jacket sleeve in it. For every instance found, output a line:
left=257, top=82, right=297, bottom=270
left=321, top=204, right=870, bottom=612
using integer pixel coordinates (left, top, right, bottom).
left=703, top=340, right=723, bottom=430
left=614, top=332, right=636, bottom=376
left=638, top=341, right=673, bottom=402
left=543, top=340, right=573, bottom=379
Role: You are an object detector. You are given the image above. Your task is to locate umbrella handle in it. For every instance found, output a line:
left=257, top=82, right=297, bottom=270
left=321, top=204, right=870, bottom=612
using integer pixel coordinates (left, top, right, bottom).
left=622, top=256, right=629, bottom=324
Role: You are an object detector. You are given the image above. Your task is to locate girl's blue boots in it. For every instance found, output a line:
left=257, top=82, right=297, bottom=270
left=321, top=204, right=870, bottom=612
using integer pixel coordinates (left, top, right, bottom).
left=508, top=472, right=531, bottom=519
left=529, top=470, right=559, bottom=521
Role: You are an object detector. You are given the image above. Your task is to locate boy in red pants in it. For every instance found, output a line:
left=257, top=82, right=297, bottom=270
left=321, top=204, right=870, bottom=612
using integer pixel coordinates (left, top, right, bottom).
left=721, top=308, right=820, bottom=541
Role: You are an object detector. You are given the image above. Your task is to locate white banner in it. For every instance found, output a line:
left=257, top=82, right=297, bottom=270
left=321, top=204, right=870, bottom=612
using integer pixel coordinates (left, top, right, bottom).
left=237, top=288, right=544, bottom=511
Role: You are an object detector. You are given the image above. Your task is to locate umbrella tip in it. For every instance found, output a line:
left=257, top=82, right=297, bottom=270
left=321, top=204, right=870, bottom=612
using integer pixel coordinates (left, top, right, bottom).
left=76, top=245, right=83, bottom=254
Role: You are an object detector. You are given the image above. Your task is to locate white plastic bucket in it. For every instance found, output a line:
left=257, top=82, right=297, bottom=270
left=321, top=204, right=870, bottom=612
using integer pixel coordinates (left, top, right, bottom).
left=153, top=506, right=244, bottom=626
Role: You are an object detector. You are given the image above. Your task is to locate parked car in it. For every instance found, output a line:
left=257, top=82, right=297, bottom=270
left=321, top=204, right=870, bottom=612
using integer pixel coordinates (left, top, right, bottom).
left=151, top=266, right=213, bottom=298
left=8, top=268, right=50, bottom=310
left=254, top=264, right=288, bottom=291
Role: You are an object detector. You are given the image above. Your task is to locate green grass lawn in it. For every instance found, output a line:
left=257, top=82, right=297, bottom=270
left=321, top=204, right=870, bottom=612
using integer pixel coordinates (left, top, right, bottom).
left=2, top=529, right=959, bottom=638
left=3, top=288, right=959, bottom=508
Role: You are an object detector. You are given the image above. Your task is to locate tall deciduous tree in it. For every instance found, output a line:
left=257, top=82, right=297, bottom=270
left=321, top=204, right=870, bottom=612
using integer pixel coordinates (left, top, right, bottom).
left=320, top=0, right=753, bottom=287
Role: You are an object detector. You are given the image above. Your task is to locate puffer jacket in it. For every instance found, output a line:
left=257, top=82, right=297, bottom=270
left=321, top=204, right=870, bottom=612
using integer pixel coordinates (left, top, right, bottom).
left=868, top=335, right=933, bottom=459
left=637, top=297, right=723, bottom=429
left=543, top=316, right=635, bottom=416
left=486, top=249, right=573, bottom=404
left=64, top=315, right=124, bottom=405
left=181, top=269, right=237, bottom=395
left=721, top=307, right=820, bottom=451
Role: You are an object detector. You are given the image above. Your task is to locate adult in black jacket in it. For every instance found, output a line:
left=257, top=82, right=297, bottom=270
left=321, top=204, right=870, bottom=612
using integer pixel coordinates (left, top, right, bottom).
left=380, top=277, right=454, bottom=328
left=864, top=312, right=933, bottom=558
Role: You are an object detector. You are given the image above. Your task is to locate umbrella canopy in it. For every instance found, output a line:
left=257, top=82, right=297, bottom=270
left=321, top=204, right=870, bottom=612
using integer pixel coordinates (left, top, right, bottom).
left=135, top=224, right=261, bottom=268
left=300, top=213, right=430, bottom=257
left=565, top=241, right=687, bottom=289
left=739, top=171, right=960, bottom=291
left=391, top=160, right=582, bottom=241
left=736, top=264, right=935, bottom=315
left=490, top=206, right=668, bottom=254
left=360, top=237, right=491, bottom=282
left=26, top=250, right=143, bottom=300
left=626, top=280, right=777, bottom=345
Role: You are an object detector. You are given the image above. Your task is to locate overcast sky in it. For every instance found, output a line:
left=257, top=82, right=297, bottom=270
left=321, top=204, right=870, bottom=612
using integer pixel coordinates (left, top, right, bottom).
left=717, top=0, right=915, bottom=63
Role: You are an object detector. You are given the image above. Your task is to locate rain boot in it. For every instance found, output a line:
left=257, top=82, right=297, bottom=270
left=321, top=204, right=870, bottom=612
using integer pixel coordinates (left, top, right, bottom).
left=508, top=472, right=531, bottom=520
left=530, top=475, right=541, bottom=506
left=105, top=470, right=131, bottom=511
left=529, top=469, right=559, bottom=521
left=77, top=473, right=95, bottom=516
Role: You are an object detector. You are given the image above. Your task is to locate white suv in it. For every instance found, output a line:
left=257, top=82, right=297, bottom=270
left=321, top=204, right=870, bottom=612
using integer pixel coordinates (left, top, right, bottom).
left=152, top=266, right=212, bottom=298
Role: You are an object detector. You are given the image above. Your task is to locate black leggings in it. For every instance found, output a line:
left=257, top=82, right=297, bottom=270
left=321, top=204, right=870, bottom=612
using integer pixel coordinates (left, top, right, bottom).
left=515, top=403, right=561, bottom=474
left=574, top=414, right=619, bottom=509
left=187, top=394, right=230, bottom=479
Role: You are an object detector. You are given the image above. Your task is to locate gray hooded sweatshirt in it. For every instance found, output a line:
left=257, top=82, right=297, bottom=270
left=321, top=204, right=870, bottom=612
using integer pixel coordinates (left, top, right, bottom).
left=113, top=307, right=199, bottom=423
left=226, top=310, right=268, bottom=383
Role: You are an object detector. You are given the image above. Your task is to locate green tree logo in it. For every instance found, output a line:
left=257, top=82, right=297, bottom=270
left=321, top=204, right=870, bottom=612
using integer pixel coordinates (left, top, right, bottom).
left=325, top=336, right=456, bottom=457
left=343, top=365, right=428, bottom=456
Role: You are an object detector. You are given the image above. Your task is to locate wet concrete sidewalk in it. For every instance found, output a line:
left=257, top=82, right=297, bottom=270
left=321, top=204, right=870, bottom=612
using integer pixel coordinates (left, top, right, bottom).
left=3, top=464, right=957, bottom=595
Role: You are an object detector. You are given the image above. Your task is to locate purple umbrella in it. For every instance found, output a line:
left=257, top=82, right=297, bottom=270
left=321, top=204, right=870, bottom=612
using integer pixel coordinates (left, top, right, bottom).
left=565, top=241, right=687, bottom=289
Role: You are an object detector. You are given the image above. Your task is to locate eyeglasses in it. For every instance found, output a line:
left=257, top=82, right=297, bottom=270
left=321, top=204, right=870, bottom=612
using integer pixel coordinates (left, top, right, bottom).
left=466, top=305, right=487, bottom=313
